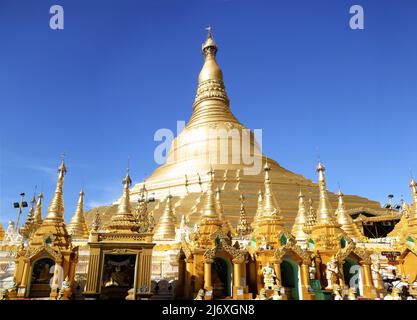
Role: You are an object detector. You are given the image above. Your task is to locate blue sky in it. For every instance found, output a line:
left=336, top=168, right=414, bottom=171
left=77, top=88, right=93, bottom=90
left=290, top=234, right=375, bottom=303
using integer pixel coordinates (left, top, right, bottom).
left=0, top=0, right=416, bottom=226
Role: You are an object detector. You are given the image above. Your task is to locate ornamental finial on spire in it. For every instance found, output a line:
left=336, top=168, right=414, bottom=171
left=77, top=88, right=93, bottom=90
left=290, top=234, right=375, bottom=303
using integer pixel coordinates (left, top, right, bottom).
left=202, top=25, right=217, bottom=56
left=206, top=25, right=212, bottom=37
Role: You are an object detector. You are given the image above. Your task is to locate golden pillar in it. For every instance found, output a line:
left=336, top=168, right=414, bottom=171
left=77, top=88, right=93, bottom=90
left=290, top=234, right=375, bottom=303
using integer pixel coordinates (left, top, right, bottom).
left=204, top=259, right=213, bottom=300
left=17, top=259, right=30, bottom=298
left=273, top=260, right=282, bottom=286
left=204, top=260, right=212, bottom=290
left=232, top=260, right=245, bottom=299
left=68, top=258, right=78, bottom=284
left=50, top=261, right=63, bottom=299
left=300, top=262, right=313, bottom=300
left=242, top=260, right=247, bottom=280
left=233, top=262, right=242, bottom=287
left=184, top=258, right=194, bottom=299
left=360, top=262, right=377, bottom=299
left=84, top=250, right=100, bottom=296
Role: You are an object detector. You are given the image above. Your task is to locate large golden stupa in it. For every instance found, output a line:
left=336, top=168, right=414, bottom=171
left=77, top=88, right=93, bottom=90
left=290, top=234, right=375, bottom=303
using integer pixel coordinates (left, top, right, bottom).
left=86, top=29, right=382, bottom=227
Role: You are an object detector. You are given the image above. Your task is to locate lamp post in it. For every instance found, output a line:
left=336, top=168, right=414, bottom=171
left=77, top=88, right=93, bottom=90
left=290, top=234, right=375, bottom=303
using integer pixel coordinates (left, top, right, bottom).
left=13, top=192, right=28, bottom=231
left=384, top=194, right=401, bottom=215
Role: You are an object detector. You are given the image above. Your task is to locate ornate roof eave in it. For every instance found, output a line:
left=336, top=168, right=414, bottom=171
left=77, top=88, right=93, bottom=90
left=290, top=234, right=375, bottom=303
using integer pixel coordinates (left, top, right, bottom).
left=273, top=230, right=311, bottom=265
left=203, top=236, right=246, bottom=263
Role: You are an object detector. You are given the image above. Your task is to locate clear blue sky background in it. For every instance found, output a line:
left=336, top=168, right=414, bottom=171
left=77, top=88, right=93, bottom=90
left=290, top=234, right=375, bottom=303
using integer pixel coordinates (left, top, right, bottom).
left=1, top=0, right=416, bottom=226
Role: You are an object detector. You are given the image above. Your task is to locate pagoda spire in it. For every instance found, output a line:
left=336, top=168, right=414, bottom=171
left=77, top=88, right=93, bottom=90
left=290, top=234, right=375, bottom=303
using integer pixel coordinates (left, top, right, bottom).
left=336, top=189, right=363, bottom=239
left=410, top=178, right=417, bottom=219
left=236, top=194, right=252, bottom=238
left=252, top=190, right=264, bottom=229
left=45, top=159, right=67, bottom=222
left=28, top=158, right=71, bottom=250
left=33, top=192, right=44, bottom=226
left=67, top=189, right=89, bottom=240
left=292, top=190, right=308, bottom=242
left=303, top=198, right=317, bottom=234
left=188, top=27, right=238, bottom=128
left=201, top=168, right=218, bottom=218
left=215, top=186, right=224, bottom=220
left=108, top=168, right=137, bottom=232
left=315, top=162, right=336, bottom=225
left=215, top=186, right=232, bottom=235
left=154, top=193, right=176, bottom=241
left=262, top=159, right=281, bottom=216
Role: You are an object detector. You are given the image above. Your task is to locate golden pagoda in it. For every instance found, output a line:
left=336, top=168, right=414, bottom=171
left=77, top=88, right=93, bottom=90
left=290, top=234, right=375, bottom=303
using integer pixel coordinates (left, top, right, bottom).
left=0, top=222, right=4, bottom=241
left=13, top=158, right=78, bottom=299
left=306, top=162, right=377, bottom=298
left=195, top=168, right=224, bottom=246
left=5, top=28, right=411, bottom=301
left=252, top=160, right=285, bottom=247
left=335, top=189, right=364, bottom=240
left=67, top=189, right=89, bottom=240
left=310, top=162, right=343, bottom=251
left=177, top=168, right=250, bottom=300
left=291, top=191, right=308, bottom=243
left=153, top=193, right=176, bottom=241
left=83, top=168, right=155, bottom=300
left=86, top=28, right=382, bottom=230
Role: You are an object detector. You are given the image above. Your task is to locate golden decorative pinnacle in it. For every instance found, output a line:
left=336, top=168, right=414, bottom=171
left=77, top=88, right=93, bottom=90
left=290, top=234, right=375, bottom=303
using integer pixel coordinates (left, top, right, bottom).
left=262, top=159, right=280, bottom=216
left=108, top=169, right=137, bottom=232
left=409, top=178, right=417, bottom=219
left=255, top=189, right=264, bottom=219
left=215, top=186, right=224, bottom=220
left=68, top=188, right=89, bottom=239
left=315, top=161, right=335, bottom=225
left=236, top=194, right=252, bottom=237
left=91, top=209, right=101, bottom=232
left=303, top=198, right=317, bottom=234
left=45, top=158, right=67, bottom=222
left=202, top=25, right=217, bottom=55
left=336, top=188, right=363, bottom=239
left=292, top=190, right=308, bottom=241
left=20, top=195, right=36, bottom=238
left=153, top=193, right=176, bottom=241
left=201, top=169, right=217, bottom=217
left=33, top=192, right=43, bottom=225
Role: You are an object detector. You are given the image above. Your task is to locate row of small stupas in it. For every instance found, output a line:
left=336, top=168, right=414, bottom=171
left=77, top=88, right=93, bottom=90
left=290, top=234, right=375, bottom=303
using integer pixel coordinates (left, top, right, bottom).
left=2, top=158, right=417, bottom=248
left=1, top=156, right=417, bottom=298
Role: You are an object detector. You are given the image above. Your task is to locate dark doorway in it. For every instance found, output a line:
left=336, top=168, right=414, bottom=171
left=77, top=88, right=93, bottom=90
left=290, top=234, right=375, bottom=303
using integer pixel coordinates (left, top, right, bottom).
left=211, top=257, right=232, bottom=299
left=280, top=259, right=299, bottom=300
left=29, top=257, right=55, bottom=298
left=100, top=254, right=136, bottom=300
